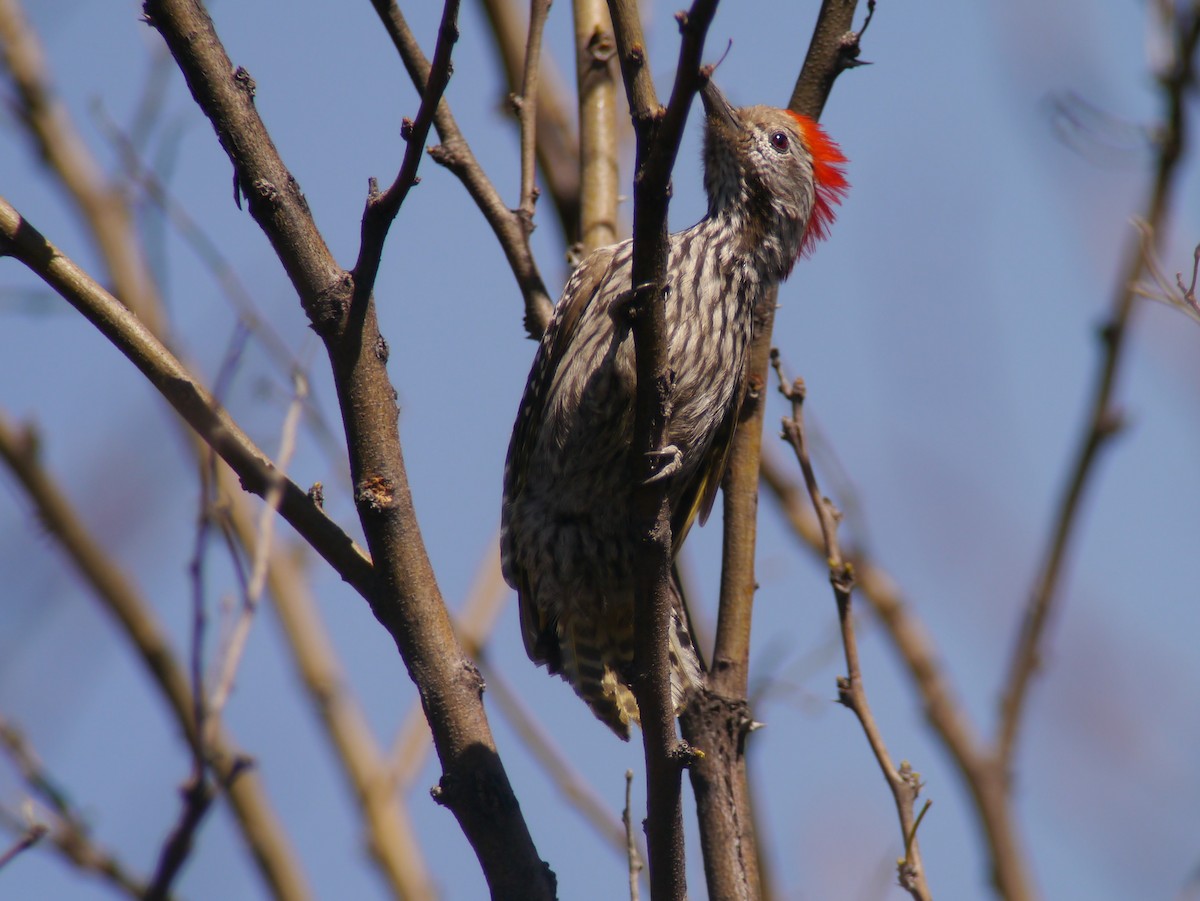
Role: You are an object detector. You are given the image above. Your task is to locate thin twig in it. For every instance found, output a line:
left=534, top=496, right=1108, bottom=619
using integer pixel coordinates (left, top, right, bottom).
left=368, top=0, right=555, bottom=338
left=143, top=771, right=216, bottom=901
left=206, top=373, right=308, bottom=740
left=771, top=351, right=932, bottom=901
left=624, top=770, right=643, bottom=901
left=477, top=0, right=582, bottom=241
left=0, top=821, right=47, bottom=871
left=516, top=0, right=552, bottom=227
left=353, top=0, right=461, bottom=302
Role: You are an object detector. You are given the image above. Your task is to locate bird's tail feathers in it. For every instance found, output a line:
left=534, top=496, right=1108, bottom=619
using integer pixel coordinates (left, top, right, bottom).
left=557, top=580, right=705, bottom=740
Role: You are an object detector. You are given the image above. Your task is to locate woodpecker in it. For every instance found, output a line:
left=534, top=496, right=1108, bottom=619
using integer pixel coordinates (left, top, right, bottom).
left=501, top=80, right=848, bottom=738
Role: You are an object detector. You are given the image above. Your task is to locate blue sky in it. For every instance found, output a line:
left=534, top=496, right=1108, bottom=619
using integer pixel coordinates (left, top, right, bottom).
left=2, top=1, right=1199, bottom=899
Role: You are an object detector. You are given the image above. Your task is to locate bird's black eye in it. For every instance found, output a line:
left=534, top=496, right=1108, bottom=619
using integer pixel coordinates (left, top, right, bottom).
left=769, top=131, right=789, bottom=153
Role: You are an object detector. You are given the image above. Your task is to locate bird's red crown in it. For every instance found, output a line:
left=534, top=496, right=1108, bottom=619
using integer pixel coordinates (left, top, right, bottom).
left=787, top=111, right=849, bottom=258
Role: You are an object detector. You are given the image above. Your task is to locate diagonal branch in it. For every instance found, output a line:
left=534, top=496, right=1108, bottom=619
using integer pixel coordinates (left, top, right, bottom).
left=0, top=202, right=374, bottom=595
left=368, top=0, right=555, bottom=338
left=140, top=1, right=553, bottom=894
left=0, top=408, right=312, bottom=900
left=352, top=0, right=460, bottom=302
left=996, top=3, right=1200, bottom=772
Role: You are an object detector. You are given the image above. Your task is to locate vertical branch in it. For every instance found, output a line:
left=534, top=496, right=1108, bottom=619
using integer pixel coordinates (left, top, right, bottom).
left=516, top=0, right=552, bottom=226
left=681, top=5, right=866, bottom=900
left=605, top=3, right=719, bottom=898
left=573, top=0, right=620, bottom=252
left=477, top=0, right=582, bottom=241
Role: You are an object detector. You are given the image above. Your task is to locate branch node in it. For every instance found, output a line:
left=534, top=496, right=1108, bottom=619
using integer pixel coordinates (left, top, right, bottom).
left=232, top=66, right=256, bottom=100
left=670, top=740, right=704, bottom=768
left=307, top=482, right=324, bottom=508
left=354, top=476, right=397, bottom=513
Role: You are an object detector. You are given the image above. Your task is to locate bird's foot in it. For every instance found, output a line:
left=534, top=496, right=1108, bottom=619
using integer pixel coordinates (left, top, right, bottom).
left=643, top=444, right=683, bottom=485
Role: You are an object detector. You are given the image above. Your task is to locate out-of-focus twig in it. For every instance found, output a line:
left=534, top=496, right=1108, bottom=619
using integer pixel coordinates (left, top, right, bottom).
left=0, top=718, right=157, bottom=899
left=771, top=352, right=931, bottom=900
left=624, top=770, right=642, bottom=901
left=573, top=0, right=620, bottom=253
left=206, top=374, right=308, bottom=740
left=1131, top=220, right=1200, bottom=325
left=0, top=819, right=47, bottom=872
left=0, top=0, right=160, bottom=332
left=996, top=2, right=1200, bottom=776
left=0, top=410, right=311, bottom=900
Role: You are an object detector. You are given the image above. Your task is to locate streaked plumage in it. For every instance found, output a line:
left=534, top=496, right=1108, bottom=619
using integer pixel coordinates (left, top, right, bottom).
left=501, top=81, right=848, bottom=738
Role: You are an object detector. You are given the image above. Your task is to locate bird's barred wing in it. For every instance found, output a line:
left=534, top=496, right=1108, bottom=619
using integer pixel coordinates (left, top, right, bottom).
left=671, top=374, right=744, bottom=554
left=500, top=243, right=626, bottom=662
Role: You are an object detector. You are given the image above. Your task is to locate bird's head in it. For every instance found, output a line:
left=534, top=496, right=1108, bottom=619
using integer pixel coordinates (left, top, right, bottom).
left=701, top=80, right=848, bottom=271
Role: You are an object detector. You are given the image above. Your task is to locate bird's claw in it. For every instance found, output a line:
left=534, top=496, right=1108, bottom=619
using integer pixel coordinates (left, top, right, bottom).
left=643, top=444, right=683, bottom=485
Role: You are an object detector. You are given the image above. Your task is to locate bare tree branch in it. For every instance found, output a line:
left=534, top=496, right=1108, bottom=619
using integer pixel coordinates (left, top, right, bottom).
left=516, top=0, right=552, bottom=228
left=573, top=0, right=621, bottom=253
left=0, top=204, right=374, bottom=593
left=352, top=0, right=460, bottom=303
left=139, top=1, right=554, bottom=894
left=772, top=353, right=931, bottom=901
left=606, top=3, right=721, bottom=898
left=997, top=0, right=1200, bottom=773
left=368, top=0, right=555, bottom=338
left=0, top=409, right=312, bottom=900
left=678, top=6, right=868, bottom=899
left=478, top=0, right=583, bottom=242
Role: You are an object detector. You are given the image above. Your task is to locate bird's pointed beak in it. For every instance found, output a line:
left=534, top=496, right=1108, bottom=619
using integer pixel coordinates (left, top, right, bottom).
left=700, top=79, right=737, bottom=129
